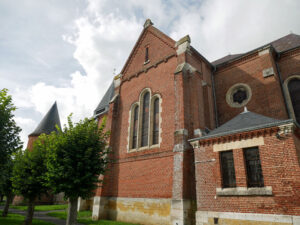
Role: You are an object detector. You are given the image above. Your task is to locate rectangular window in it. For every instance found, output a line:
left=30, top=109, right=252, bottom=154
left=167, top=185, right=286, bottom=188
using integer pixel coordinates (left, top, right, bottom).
left=145, top=47, right=149, bottom=62
left=152, top=98, right=159, bottom=145
left=220, top=151, right=236, bottom=188
left=244, top=147, right=264, bottom=187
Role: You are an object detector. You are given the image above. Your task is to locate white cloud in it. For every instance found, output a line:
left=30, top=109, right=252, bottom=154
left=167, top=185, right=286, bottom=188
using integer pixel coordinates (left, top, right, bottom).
left=6, top=0, right=300, bottom=147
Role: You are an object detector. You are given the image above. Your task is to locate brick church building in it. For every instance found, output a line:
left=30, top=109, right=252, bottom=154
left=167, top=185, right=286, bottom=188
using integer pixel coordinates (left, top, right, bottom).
left=26, top=19, right=300, bottom=224
left=89, top=19, right=300, bottom=225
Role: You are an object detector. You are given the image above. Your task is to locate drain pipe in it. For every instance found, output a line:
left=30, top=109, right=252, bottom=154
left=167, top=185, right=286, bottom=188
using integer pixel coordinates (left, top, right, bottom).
left=211, top=65, right=219, bottom=127
left=274, top=52, right=291, bottom=118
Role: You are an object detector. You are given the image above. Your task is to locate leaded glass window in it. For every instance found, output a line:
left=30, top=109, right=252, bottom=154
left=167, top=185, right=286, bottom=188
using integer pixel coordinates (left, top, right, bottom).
left=132, top=106, right=139, bottom=149
left=152, top=98, right=159, bottom=145
left=244, top=147, right=264, bottom=187
left=288, top=78, right=300, bottom=124
left=220, top=151, right=236, bottom=188
left=141, top=92, right=150, bottom=147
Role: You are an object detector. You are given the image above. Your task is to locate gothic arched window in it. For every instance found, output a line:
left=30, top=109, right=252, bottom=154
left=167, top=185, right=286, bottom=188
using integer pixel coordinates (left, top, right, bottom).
left=152, top=98, right=159, bottom=145
left=141, top=92, right=150, bottom=147
left=288, top=78, right=300, bottom=124
left=128, top=89, right=161, bottom=152
left=132, top=105, right=139, bottom=149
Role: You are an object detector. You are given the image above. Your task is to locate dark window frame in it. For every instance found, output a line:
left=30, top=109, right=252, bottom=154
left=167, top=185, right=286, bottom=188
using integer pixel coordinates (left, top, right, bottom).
left=220, top=150, right=236, bottom=188
left=141, top=92, right=150, bottom=147
left=243, top=147, right=264, bottom=188
left=145, top=47, right=149, bottom=62
left=152, top=98, right=159, bottom=145
left=131, top=105, right=139, bottom=149
left=288, top=78, right=300, bottom=124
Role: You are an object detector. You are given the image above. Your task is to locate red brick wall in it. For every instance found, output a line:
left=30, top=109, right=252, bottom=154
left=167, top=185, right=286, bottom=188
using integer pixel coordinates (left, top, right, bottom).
left=26, top=135, right=38, bottom=150
left=194, top=133, right=300, bottom=215
left=214, top=52, right=288, bottom=125
left=122, top=26, right=175, bottom=80
left=278, top=50, right=300, bottom=81
left=95, top=28, right=178, bottom=198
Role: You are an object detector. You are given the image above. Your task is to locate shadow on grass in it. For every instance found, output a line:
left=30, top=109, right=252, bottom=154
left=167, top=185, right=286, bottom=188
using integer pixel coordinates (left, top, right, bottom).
left=47, top=211, right=141, bottom=225
left=0, top=211, right=54, bottom=225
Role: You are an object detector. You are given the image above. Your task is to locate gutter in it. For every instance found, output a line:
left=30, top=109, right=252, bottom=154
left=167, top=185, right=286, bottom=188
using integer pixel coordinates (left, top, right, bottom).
left=211, top=65, right=219, bottom=127
left=189, top=119, right=294, bottom=142
left=274, top=51, right=291, bottom=118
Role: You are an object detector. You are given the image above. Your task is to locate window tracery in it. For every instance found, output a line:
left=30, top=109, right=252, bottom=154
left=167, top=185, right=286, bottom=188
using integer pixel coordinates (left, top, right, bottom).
left=128, top=89, right=161, bottom=151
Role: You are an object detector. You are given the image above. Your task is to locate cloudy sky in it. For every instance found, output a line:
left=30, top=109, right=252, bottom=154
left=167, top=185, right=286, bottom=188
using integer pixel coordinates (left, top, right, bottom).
left=1, top=0, right=300, bottom=146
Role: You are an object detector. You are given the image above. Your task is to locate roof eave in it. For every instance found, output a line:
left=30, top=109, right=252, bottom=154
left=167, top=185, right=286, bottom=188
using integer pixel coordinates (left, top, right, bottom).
left=189, top=119, right=294, bottom=142
left=214, top=44, right=276, bottom=68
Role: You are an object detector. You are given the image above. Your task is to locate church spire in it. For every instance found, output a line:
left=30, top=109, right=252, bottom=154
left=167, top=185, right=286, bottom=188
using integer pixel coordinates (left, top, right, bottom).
left=29, top=101, right=61, bottom=136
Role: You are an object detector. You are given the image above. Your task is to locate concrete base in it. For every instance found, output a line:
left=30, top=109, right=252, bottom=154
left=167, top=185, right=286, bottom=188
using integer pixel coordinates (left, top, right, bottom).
left=171, top=199, right=193, bottom=225
left=77, top=197, right=93, bottom=211
left=196, top=211, right=300, bottom=225
left=92, top=197, right=171, bottom=225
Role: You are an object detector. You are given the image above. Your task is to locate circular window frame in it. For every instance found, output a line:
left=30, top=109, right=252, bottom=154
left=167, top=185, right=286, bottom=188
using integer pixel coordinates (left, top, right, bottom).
left=226, top=83, right=252, bottom=108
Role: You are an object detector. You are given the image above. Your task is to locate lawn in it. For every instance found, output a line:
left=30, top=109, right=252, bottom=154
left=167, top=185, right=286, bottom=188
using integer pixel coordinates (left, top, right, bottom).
left=47, top=211, right=140, bottom=225
left=11, top=204, right=68, bottom=211
left=0, top=211, right=54, bottom=225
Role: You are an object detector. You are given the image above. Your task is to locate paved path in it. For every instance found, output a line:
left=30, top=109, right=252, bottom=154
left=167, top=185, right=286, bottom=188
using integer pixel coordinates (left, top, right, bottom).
left=0, top=206, right=84, bottom=225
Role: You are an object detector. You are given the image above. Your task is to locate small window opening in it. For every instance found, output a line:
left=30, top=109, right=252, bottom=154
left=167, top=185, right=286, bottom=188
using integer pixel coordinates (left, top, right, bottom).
left=145, top=47, right=149, bottom=62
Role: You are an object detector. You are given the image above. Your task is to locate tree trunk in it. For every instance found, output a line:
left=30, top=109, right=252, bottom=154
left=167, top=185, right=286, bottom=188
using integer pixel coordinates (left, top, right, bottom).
left=23, top=198, right=35, bottom=225
left=2, top=193, right=13, bottom=217
left=66, top=198, right=78, bottom=225
left=0, top=194, right=3, bottom=202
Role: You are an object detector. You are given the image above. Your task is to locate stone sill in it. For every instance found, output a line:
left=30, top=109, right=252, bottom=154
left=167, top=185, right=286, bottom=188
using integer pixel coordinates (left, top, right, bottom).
left=216, top=186, right=272, bottom=196
left=143, top=60, right=150, bottom=65
left=128, top=144, right=160, bottom=153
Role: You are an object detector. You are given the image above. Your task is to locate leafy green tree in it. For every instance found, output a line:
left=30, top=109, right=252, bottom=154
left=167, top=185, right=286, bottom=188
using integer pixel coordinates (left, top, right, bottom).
left=0, top=88, right=22, bottom=217
left=0, top=160, right=14, bottom=217
left=0, top=88, right=22, bottom=163
left=46, top=116, right=110, bottom=225
left=12, top=138, right=49, bottom=225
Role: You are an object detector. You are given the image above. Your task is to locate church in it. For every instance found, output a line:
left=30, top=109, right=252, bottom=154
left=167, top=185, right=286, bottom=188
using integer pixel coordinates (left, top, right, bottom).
left=29, top=19, right=300, bottom=225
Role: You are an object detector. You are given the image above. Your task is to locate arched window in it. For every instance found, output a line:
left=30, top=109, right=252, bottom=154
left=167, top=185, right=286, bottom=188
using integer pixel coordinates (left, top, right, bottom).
left=288, top=78, right=300, bottom=124
left=132, top=105, right=139, bottom=149
left=128, top=89, right=161, bottom=152
left=141, top=92, right=150, bottom=147
left=152, top=98, right=159, bottom=145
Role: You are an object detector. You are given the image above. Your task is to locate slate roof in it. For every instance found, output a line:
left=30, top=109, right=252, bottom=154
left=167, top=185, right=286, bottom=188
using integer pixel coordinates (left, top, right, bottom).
left=30, top=102, right=61, bottom=136
left=190, top=109, right=293, bottom=141
left=94, top=82, right=114, bottom=116
left=212, top=33, right=300, bottom=66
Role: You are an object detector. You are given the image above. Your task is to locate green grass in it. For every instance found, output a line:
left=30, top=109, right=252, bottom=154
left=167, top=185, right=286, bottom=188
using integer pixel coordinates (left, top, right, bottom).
left=0, top=211, right=54, bottom=225
left=47, top=211, right=140, bottom=225
left=11, top=204, right=68, bottom=211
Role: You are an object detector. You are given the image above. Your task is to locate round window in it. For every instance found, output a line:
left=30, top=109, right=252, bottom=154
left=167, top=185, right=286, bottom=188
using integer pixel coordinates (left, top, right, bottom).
left=226, top=83, right=252, bottom=108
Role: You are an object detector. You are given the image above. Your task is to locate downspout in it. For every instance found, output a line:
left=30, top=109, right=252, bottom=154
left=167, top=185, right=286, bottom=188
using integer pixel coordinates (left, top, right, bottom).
left=211, top=65, right=219, bottom=127
left=274, top=52, right=291, bottom=118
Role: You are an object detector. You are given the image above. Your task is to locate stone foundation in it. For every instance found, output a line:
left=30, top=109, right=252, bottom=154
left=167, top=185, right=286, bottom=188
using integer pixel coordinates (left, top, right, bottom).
left=92, top=197, right=172, bottom=225
left=196, top=211, right=300, bottom=225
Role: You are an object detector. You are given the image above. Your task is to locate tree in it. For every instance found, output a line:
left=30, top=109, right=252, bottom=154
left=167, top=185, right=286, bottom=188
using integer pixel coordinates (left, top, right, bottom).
left=12, top=138, right=49, bottom=225
left=0, top=88, right=22, bottom=217
left=46, top=116, right=110, bottom=225
left=0, top=88, right=22, bottom=163
left=0, top=160, right=14, bottom=217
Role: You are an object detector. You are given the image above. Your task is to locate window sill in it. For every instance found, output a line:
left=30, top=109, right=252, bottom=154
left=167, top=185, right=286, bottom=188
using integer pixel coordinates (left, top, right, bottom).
left=144, top=60, right=150, bottom=65
left=216, top=186, right=272, bottom=196
left=128, top=144, right=160, bottom=153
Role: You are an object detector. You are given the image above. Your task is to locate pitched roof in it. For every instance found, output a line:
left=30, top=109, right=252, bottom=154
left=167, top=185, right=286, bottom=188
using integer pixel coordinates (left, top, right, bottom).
left=212, top=54, right=243, bottom=66
left=120, top=19, right=176, bottom=76
left=212, top=33, right=300, bottom=66
left=30, top=102, right=61, bottom=136
left=190, top=109, right=293, bottom=141
left=94, top=82, right=114, bottom=116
